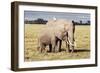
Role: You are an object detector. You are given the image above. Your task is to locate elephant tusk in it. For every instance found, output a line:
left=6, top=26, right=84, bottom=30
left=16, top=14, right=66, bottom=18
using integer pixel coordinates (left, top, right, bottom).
left=66, top=38, right=76, bottom=47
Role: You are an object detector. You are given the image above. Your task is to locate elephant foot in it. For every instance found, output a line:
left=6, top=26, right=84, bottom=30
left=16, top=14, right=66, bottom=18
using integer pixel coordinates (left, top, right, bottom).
left=66, top=49, right=70, bottom=53
left=66, top=49, right=74, bottom=53
left=70, top=49, right=74, bottom=53
left=59, top=49, right=62, bottom=52
left=47, top=50, right=52, bottom=53
left=65, top=48, right=70, bottom=53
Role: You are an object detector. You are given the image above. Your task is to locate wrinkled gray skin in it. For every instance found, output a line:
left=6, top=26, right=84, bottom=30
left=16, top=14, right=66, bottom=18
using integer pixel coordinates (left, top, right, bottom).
left=46, top=19, right=75, bottom=53
left=37, top=32, right=59, bottom=53
left=37, top=32, right=52, bottom=53
left=37, top=19, right=75, bottom=53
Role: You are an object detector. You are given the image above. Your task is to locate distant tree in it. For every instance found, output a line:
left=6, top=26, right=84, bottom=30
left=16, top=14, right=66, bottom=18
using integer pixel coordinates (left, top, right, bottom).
left=34, top=18, right=47, bottom=24
left=24, top=18, right=48, bottom=24
left=87, top=20, right=90, bottom=24
left=80, top=20, right=82, bottom=24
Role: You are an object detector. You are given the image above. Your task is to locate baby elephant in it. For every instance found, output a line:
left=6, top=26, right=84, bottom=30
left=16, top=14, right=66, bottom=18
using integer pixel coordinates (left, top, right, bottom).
left=37, top=32, right=53, bottom=53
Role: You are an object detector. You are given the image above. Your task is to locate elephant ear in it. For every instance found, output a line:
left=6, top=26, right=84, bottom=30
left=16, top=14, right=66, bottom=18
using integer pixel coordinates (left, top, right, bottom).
left=55, top=29, right=65, bottom=40
left=55, top=24, right=66, bottom=40
left=55, top=32, right=62, bottom=40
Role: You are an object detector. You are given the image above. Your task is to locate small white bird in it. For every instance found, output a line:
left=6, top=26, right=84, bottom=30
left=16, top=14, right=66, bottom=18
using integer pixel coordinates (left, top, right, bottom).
left=53, top=17, right=56, bottom=21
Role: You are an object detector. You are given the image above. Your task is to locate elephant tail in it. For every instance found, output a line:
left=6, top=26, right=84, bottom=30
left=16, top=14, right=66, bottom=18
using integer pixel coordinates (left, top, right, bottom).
left=37, top=38, right=40, bottom=51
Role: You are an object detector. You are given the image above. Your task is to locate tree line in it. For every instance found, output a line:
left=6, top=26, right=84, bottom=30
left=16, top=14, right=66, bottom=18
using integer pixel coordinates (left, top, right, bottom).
left=25, top=18, right=47, bottom=24
left=25, top=18, right=90, bottom=25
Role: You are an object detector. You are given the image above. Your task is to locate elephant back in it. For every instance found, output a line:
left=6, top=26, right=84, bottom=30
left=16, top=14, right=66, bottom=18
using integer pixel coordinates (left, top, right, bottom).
left=46, top=19, right=73, bottom=27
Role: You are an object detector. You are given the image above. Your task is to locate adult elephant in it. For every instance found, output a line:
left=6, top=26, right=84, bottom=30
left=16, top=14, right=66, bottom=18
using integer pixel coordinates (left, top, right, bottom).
left=46, top=19, right=75, bottom=53
left=37, top=24, right=68, bottom=53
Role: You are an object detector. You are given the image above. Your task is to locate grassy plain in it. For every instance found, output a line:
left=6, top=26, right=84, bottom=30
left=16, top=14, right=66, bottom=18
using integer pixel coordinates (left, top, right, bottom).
left=24, top=24, right=90, bottom=61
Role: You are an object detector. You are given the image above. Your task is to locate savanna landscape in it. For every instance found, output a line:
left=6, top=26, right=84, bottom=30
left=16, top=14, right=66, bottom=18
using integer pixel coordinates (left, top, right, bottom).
left=24, top=24, right=90, bottom=61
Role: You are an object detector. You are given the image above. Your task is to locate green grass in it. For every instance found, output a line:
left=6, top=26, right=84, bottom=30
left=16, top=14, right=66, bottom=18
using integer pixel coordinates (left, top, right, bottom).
left=24, top=24, right=90, bottom=61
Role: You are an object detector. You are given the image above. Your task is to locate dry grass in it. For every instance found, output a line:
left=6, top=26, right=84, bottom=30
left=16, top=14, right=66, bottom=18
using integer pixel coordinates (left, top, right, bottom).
left=24, top=24, right=90, bottom=61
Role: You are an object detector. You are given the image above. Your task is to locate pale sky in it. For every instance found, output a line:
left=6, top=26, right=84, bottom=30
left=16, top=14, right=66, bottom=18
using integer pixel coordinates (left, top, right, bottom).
left=24, top=11, right=90, bottom=23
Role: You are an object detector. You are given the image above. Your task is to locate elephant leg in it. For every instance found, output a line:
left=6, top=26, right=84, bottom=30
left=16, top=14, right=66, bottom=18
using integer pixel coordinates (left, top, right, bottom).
left=52, top=37, right=57, bottom=53
left=58, top=40, right=62, bottom=52
left=43, top=45, right=47, bottom=54
left=68, top=29, right=74, bottom=53
left=68, top=37, right=74, bottom=53
left=65, top=32, right=70, bottom=52
left=48, top=44, right=52, bottom=52
left=66, top=41, right=70, bottom=52
left=52, top=43, right=56, bottom=52
left=40, top=44, right=46, bottom=53
left=39, top=43, right=43, bottom=53
left=55, top=37, right=62, bottom=52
